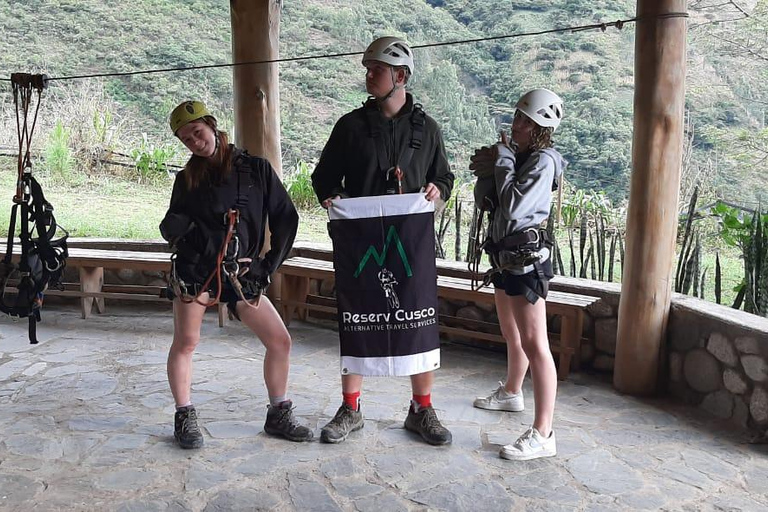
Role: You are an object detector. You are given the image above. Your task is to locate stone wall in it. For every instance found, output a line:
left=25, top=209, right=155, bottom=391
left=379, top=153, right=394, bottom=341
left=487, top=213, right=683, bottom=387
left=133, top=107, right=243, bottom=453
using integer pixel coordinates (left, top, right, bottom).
left=312, top=272, right=622, bottom=374
left=548, top=276, right=622, bottom=373
left=435, top=272, right=768, bottom=435
left=545, top=277, right=768, bottom=433
left=667, top=295, right=768, bottom=432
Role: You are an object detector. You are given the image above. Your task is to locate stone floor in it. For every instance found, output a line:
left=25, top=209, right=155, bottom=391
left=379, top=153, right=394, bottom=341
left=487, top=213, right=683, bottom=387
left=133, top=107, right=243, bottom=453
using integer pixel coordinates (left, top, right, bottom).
left=0, top=303, right=767, bottom=512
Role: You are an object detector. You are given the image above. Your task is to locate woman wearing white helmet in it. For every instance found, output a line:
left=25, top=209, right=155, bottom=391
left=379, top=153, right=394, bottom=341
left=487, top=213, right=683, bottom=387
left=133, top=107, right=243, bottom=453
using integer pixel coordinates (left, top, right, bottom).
left=470, top=88, right=567, bottom=461
left=159, top=101, right=313, bottom=449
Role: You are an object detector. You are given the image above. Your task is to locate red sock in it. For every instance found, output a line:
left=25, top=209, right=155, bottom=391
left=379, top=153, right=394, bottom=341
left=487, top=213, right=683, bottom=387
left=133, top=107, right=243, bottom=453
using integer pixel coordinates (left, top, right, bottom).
left=412, top=394, right=432, bottom=409
left=343, top=391, right=360, bottom=410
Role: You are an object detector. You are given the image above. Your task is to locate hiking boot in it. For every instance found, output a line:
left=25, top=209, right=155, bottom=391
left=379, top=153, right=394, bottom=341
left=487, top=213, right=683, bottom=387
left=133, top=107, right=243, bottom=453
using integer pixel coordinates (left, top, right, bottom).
left=320, top=403, right=364, bottom=444
left=174, top=406, right=204, bottom=449
left=473, top=382, right=524, bottom=412
left=264, top=401, right=314, bottom=442
left=500, top=427, right=556, bottom=461
left=404, top=405, right=452, bottom=446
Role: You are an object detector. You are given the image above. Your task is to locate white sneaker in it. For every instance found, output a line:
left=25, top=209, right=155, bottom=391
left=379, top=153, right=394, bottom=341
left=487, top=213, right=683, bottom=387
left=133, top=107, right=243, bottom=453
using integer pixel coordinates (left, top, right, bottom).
left=473, top=382, right=524, bottom=412
left=500, top=427, right=557, bottom=461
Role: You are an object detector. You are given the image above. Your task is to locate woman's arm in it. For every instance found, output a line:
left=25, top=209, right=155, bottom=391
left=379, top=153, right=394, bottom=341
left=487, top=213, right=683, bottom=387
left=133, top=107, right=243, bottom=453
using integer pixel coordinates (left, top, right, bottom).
left=259, top=161, right=299, bottom=277
left=159, top=173, right=193, bottom=245
left=494, top=148, right=556, bottom=228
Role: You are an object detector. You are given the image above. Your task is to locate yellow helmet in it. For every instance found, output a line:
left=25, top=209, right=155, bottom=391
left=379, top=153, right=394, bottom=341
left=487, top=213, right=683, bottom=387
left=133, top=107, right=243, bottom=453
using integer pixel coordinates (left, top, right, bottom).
left=169, top=100, right=214, bottom=135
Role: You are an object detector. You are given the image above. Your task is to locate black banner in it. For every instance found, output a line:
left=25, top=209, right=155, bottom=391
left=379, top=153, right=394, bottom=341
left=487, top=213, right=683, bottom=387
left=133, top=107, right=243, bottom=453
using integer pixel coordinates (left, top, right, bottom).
left=329, top=194, right=440, bottom=376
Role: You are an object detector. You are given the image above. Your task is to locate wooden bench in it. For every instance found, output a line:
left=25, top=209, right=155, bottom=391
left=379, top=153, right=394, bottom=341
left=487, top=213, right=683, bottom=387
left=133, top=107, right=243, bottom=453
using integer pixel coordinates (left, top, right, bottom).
left=292, top=240, right=498, bottom=278
left=9, top=247, right=170, bottom=316
left=277, top=256, right=600, bottom=380
left=9, top=247, right=230, bottom=326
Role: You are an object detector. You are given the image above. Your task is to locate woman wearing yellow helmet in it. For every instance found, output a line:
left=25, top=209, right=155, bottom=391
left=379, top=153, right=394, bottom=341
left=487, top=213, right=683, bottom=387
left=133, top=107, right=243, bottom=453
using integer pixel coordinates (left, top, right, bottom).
left=160, top=100, right=313, bottom=449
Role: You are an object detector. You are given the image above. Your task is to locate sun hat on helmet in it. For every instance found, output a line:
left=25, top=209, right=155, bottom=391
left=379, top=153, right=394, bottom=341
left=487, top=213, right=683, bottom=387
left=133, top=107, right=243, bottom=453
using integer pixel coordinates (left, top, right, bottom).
left=515, top=89, right=564, bottom=131
left=362, top=36, right=414, bottom=76
left=169, top=101, right=215, bottom=135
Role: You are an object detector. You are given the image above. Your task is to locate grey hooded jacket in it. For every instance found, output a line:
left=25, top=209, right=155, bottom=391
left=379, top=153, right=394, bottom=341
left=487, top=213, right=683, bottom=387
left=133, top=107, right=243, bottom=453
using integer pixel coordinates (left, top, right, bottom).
left=474, top=144, right=567, bottom=272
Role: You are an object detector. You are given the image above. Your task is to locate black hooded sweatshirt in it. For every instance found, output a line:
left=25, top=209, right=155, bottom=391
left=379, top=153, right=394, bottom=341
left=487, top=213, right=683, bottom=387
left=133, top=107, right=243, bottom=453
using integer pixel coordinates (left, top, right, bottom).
left=311, top=93, right=454, bottom=202
left=160, top=146, right=298, bottom=286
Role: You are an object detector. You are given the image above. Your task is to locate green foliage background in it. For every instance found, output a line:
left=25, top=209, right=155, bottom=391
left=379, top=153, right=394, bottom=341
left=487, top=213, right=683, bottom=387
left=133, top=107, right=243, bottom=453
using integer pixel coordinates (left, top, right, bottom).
left=0, top=0, right=765, bottom=308
left=0, top=0, right=766, bottom=205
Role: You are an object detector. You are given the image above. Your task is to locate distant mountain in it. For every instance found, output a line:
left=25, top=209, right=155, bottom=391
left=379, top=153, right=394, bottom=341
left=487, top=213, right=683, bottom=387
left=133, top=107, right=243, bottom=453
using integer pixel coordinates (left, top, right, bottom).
left=0, top=0, right=765, bottom=205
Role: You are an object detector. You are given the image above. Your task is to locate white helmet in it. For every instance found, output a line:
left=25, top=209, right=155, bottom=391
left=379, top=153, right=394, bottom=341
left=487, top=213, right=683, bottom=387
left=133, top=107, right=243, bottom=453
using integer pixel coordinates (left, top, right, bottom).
left=515, top=88, right=564, bottom=131
left=362, top=37, right=414, bottom=76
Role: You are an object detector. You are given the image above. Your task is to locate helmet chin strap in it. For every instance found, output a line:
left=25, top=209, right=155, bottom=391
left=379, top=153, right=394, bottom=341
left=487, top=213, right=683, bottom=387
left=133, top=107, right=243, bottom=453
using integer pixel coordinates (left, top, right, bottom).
left=375, top=68, right=403, bottom=103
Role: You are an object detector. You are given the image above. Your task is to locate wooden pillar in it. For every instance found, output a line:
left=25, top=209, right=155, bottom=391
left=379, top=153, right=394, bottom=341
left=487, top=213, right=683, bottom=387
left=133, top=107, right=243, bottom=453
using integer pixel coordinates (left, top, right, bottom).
left=614, top=0, right=687, bottom=395
left=230, top=0, right=284, bottom=300
left=230, top=0, right=282, bottom=175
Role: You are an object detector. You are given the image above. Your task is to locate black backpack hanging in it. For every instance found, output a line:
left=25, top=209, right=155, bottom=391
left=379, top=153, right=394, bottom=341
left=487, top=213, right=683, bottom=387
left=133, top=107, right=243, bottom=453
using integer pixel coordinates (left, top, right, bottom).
left=1, top=73, right=68, bottom=344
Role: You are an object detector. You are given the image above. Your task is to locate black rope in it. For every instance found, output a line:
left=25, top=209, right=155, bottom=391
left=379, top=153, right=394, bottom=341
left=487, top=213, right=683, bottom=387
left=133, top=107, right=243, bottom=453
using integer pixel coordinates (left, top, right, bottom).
left=0, top=12, right=689, bottom=84
left=12, top=77, right=45, bottom=200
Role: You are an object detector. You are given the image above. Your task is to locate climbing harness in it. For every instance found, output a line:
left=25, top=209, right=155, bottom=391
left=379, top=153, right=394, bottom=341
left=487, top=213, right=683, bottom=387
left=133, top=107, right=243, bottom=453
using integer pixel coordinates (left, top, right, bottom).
left=1, top=73, right=69, bottom=344
left=365, top=100, right=425, bottom=195
left=467, top=196, right=494, bottom=291
left=467, top=196, right=552, bottom=292
left=167, top=154, right=264, bottom=310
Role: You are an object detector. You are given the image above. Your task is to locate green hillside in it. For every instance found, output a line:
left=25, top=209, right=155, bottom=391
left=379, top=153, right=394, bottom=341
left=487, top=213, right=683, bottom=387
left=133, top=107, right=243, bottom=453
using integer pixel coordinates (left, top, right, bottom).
left=0, top=0, right=766, bottom=206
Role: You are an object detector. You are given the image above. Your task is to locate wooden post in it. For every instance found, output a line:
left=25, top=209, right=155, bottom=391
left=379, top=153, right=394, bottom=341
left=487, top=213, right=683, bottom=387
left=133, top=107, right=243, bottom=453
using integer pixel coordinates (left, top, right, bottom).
left=230, top=0, right=284, bottom=300
left=614, top=0, right=687, bottom=394
left=230, top=0, right=282, bottom=174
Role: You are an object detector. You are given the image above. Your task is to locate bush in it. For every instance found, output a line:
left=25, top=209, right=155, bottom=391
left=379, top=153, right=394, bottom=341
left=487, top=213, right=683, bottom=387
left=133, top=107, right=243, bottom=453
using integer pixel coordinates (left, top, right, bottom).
left=130, top=133, right=177, bottom=184
left=43, top=121, right=75, bottom=182
left=285, top=160, right=319, bottom=209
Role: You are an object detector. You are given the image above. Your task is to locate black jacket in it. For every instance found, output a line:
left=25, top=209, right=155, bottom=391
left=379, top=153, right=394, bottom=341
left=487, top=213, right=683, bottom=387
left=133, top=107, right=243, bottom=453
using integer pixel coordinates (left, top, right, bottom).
left=160, top=146, right=298, bottom=285
left=311, top=93, right=454, bottom=201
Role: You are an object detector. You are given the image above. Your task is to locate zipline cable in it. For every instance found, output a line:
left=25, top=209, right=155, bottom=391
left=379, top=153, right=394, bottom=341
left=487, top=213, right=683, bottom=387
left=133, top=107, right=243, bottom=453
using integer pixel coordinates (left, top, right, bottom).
left=0, top=13, right=689, bottom=84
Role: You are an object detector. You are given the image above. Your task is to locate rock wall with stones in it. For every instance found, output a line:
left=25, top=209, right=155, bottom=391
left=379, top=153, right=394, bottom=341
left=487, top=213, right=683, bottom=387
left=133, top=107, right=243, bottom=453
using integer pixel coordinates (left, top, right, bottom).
left=667, top=295, right=768, bottom=433
left=548, top=276, right=622, bottom=373
left=545, top=278, right=768, bottom=434
left=312, top=274, right=622, bottom=375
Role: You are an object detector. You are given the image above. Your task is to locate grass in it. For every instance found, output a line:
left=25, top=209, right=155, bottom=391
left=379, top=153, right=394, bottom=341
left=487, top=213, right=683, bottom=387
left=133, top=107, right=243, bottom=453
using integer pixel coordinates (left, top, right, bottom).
left=0, top=162, right=171, bottom=240
left=0, top=160, right=335, bottom=242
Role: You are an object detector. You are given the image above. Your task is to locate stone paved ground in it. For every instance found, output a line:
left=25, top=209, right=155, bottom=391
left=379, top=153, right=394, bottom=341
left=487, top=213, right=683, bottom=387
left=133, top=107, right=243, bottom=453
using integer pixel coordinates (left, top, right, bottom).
left=0, top=303, right=767, bottom=512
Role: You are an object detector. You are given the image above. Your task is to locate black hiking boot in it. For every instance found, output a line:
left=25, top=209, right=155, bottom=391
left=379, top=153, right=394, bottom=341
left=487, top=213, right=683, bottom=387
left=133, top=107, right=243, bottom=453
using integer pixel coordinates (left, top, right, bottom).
left=320, top=403, right=364, bottom=444
left=174, top=405, right=204, bottom=449
left=404, top=405, right=452, bottom=446
left=264, top=401, right=314, bottom=442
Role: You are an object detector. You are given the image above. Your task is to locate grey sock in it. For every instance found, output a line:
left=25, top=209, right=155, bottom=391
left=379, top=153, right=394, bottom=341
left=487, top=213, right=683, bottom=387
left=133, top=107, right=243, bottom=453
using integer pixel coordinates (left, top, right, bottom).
left=269, top=396, right=288, bottom=407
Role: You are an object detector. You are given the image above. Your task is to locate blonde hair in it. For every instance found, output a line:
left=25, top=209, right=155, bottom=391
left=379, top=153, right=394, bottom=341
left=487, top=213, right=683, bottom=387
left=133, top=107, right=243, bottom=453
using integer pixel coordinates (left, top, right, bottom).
left=529, top=125, right=554, bottom=151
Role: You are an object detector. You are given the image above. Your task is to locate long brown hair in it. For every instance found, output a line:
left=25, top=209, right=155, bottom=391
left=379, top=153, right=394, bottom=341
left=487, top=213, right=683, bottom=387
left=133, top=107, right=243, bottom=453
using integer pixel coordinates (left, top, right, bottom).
left=181, top=117, right=233, bottom=190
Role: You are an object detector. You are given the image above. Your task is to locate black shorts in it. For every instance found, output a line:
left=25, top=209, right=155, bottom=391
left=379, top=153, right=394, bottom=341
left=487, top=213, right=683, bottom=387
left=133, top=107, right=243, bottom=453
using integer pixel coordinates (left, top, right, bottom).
left=166, top=280, right=261, bottom=321
left=491, top=259, right=554, bottom=304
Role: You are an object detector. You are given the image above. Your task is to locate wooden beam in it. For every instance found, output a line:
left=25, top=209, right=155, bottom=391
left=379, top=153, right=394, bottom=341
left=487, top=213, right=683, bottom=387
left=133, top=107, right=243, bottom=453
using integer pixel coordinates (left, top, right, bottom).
left=230, top=0, right=282, bottom=176
left=615, top=0, right=688, bottom=395
left=230, top=1, right=284, bottom=299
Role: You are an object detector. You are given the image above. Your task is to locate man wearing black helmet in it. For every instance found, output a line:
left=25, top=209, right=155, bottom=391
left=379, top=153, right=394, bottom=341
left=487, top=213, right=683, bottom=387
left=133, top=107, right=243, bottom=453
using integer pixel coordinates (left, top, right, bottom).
left=312, top=36, right=455, bottom=446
